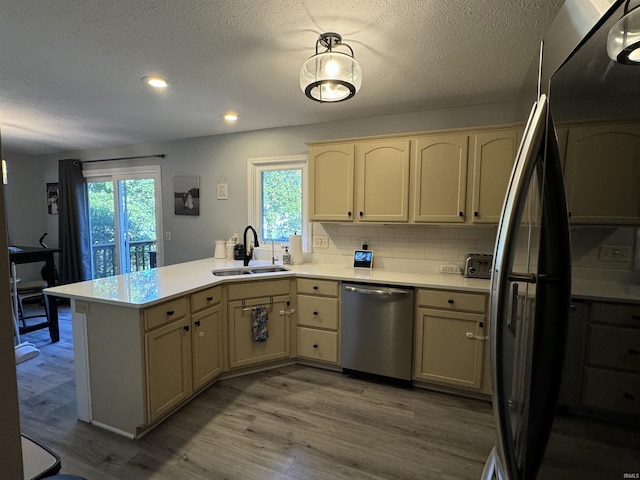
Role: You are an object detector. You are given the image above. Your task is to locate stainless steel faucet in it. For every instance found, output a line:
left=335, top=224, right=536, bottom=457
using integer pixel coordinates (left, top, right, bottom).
left=243, top=225, right=259, bottom=266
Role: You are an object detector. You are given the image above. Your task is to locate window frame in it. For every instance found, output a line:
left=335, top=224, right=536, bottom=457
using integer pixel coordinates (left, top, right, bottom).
left=247, top=155, right=309, bottom=257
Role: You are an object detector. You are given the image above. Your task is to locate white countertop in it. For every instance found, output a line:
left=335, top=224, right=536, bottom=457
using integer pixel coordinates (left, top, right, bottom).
left=44, top=258, right=491, bottom=308
left=45, top=257, right=639, bottom=308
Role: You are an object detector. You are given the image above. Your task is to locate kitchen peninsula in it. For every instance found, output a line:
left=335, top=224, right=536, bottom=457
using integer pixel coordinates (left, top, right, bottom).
left=45, top=258, right=491, bottom=439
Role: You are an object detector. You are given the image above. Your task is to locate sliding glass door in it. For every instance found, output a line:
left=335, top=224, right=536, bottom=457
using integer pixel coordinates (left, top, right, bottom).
left=85, top=166, right=162, bottom=279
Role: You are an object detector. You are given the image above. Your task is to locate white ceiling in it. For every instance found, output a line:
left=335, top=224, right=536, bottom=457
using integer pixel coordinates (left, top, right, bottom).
left=0, top=0, right=564, bottom=156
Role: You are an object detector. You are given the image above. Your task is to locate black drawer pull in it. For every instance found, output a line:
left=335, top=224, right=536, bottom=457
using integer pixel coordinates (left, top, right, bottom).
left=459, top=211, right=464, bottom=217
left=195, top=320, right=201, bottom=327
left=206, top=296, right=213, bottom=301
left=183, top=325, right=190, bottom=332
left=474, top=211, right=478, bottom=217
left=628, top=348, right=639, bottom=355
left=313, top=311, right=318, bottom=316
left=313, top=343, right=318, bottom=348
left=359, top=211, right=364, bottom=217
left=313, top=285, right=319, bottom=290
left=167, top=310, right=175, bottom=316
left=348, top=211, right=352, bottom=217
left=447, top=299, right=454, bottom=304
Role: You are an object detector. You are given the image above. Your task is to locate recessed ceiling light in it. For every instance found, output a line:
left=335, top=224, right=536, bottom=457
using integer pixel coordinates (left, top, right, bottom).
left=222, top=112, right=238, bottom=122
left=142, top=76, right=168, bottom=88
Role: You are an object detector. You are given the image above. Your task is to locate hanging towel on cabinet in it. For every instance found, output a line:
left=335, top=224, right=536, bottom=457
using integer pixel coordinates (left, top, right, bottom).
left=251, top=306, right=269, bottom=342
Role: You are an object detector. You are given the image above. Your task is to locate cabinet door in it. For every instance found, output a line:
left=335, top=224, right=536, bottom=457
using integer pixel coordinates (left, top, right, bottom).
left=309, top=143, right=354, bottom=221
left=355, top=139, right=411, bottom=222
left=414, top=307, right=485, bottom=388
left=412, top=134, right=468, bottom=222
left=228, top=296, right=291, bottom=368
left=192, top=304, right=223, bottom=391
left=145, top=317, right=192, bottom=422
left=564, top=124, right=640, bottom=224
left=471, top=129, right=517, bottom=223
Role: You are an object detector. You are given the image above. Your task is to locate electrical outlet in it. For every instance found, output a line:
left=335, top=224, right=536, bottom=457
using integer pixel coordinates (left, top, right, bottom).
left=313, top=236, right=329, bottom=248
left=599, top=245, right=631, bottom=262
left=76, top=301, right=90, bottom=314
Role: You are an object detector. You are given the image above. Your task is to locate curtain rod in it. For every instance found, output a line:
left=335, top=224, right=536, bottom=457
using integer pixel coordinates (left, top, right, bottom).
left=73, top=154, right=166, bottom=166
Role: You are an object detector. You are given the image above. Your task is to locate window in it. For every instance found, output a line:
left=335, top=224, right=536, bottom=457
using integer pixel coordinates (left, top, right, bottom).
left=247, top=155, right=308, bottom=252
left=84, top=165, right=163, bottom=278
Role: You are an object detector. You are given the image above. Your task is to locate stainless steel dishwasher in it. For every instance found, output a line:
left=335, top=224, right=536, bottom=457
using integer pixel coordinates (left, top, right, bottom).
left=341, top=283, right=414, bottom=381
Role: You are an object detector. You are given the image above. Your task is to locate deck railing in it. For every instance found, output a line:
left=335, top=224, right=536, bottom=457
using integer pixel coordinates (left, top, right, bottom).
left=92, top=240, right=156, bottom=278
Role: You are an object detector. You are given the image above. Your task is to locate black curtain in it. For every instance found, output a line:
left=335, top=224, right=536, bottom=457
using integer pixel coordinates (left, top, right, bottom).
left=58, top=159, right=91, bottom=284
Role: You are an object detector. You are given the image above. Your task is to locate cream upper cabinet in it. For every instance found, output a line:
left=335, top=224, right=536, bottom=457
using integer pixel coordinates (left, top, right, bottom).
left=411, top=134, right=469, bottom=223
left=564, top=123, right=640, bottom=224
left=470, top=128, right=518, bottom=223
left=355, top=139, right=411, bottom=222
left=309, top=143, right=355, bottom=221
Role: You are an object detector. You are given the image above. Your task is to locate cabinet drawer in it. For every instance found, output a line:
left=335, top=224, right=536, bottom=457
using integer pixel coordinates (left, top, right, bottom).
left=297, top=295, right=339, bottom=330
left=144, top=297, right=188, bottom=331
left=227, top=279, right=290, bottom=301
left=583, top=367, right=640, bottom=417
left=588, top=324, right=640, bottom=372
left=297, top=327, right=339, bottom=364
left=591, top=302, right=640, bottom=327
left=296, top=278, right=339, bottom=297
left=417, top=289, right=486, bottom=313
left=191, top=286, right=221, bottom=312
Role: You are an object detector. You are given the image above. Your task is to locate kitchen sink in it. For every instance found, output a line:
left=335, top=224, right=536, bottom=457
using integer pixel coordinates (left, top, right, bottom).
left=211, top=268, right=252, bottom=276
left=211, top=266, right=289, bottom=277
left=249, top=266, right=289, bottom=274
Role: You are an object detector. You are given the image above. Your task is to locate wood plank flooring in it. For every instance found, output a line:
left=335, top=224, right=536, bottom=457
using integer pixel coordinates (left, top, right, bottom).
left=15, top=304, right=496, bottom=479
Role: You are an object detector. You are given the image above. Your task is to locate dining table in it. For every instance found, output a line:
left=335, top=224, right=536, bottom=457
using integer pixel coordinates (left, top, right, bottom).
left=9, top=245, right=61, bottom=343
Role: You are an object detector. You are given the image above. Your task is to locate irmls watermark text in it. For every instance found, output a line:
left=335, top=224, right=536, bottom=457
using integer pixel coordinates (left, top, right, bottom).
left=623, top=474, right=639, bottom=479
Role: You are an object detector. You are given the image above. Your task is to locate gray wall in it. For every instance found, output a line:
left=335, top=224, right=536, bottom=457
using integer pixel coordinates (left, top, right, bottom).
left=5, top=101, right=525, bottom=267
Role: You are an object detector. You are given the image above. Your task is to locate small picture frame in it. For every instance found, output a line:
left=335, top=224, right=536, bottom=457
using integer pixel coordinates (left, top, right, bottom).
left=353, top=250, right=373, bottom=269
left=174, top=175, right=200, bottom=216
left=47, top=183, right=59, bottom=215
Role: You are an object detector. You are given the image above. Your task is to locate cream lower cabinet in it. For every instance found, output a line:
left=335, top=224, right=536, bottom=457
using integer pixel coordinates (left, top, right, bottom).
left=144, top=297, right=192, bottom=423
left=564, top=123, right=640, bottom=225
left=413, top=289, right=488, bottom=390
left=296, top=278, right=340, bottom=364
left=191, top=286, right=223, bottom=392
left=227, top=279, right=292, bottom=369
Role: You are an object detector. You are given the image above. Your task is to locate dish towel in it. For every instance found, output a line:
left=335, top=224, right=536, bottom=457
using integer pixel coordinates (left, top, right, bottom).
left=251, top=306, right=269, bottom=342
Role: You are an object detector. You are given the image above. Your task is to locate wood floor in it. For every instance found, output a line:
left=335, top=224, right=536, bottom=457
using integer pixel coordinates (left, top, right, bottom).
left=15, top=304, right=497, bottom=480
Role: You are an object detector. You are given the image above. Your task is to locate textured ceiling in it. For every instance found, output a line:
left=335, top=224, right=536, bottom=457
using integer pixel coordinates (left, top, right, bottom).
left=0, top=0, right=564, bottom=155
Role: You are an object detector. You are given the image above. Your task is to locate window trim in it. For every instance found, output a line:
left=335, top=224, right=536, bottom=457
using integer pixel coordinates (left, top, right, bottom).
left=247, top=155, right=308, bottom=255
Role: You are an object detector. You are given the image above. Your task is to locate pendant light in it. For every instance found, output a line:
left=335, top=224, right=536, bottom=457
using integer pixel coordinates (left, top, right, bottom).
left=607, top=1, right=640, bottom=64
left=300, top=32, right=362, bottom=103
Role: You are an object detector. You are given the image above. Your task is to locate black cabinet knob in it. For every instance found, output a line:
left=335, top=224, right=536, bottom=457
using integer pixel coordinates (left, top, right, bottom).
left=348, top=211, right=352, bottom=217
left=195, top=320, right=201, bottom=327
left=183, top=325, right=189, bottom=332
left=459, top=211, right=464, bottom=217
left=313, top=311, right=318, bottom=316
left=447, top=299, right=454, bottom=304
left=359, top=211, right=364, bottom=217
left=312, top=343, right=318, bottom=348
left=167, top=310, right=174, bottom=316
left=206, top=296, right=213, bottom=301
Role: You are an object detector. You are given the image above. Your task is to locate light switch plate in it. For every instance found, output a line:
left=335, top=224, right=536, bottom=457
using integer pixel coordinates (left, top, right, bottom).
left=599, top=245, right=631, bottom=262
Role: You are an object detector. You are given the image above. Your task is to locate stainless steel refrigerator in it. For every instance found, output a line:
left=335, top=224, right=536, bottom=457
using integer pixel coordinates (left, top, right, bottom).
left=483, top=0, right=640, bottom=478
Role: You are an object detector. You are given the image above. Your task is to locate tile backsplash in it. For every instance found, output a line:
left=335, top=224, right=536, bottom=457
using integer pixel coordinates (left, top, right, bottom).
left=311, top=222, right=638, bottom=278
left=312, top=223, right=498, bottom=273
